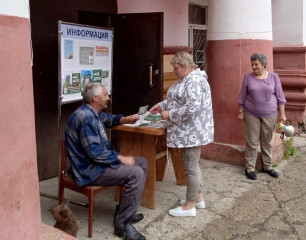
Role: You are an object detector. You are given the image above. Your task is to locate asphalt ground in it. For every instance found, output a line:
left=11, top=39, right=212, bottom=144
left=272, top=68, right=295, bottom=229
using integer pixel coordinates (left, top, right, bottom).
left=40, top=136, right=306, bottom=240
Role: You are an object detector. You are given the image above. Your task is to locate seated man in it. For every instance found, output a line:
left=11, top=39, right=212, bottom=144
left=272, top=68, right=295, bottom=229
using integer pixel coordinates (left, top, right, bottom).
left=65, top=83, right=147, bottom=240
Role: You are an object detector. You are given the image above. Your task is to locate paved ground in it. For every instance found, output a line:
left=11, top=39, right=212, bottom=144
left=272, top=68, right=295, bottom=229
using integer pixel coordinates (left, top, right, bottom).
left=40, top=136, right=306, bottom=240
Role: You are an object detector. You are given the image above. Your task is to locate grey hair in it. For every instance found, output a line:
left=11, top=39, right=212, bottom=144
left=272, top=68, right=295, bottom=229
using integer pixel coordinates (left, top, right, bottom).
left=250, top=53, right=267, bottom=68
left=170, top=51, right=198, bottom=69
left=83, top=83, right=104, bottom=104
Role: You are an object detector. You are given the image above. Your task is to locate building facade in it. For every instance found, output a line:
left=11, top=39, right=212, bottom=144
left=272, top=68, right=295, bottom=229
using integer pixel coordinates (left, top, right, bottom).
left=1, top=0, right=305, bottom=237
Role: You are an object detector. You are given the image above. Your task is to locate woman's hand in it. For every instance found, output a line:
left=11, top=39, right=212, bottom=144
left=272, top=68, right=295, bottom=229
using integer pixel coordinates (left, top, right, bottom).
left=280, top=113, right=287, bottom=123
left=279, top=105, right=287, bottom=123
left=161, top=111, right=170, bottom=120
left=149, top=104, right=161, bottom=114
left=237, top=112, right=244, bottom=120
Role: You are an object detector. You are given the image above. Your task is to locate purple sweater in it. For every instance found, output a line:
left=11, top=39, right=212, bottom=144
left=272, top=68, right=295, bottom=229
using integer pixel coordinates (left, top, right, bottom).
left=238, top=72, right=286, bottom=117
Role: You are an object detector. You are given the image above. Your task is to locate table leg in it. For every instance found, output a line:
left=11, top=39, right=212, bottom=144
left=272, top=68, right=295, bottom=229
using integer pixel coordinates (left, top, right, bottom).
left=140, top=134, right=157, bottom=209
left=155, top=135, right=167, bottom=181
left=156, top=155, right=167, bottom=181
left=169, top=148, right=187, bottom=186
left=115, top=132, right=157, bottom=209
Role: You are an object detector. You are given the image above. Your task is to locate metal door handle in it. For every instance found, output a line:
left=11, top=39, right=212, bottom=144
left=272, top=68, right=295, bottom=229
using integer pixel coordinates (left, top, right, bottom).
left=149, top=64, right=155, bottom=88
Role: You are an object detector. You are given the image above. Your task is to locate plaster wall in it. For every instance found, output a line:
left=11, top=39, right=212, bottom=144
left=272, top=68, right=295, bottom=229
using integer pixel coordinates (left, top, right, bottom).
left=206, top=0, right=273, bottom=145
left=190, top=0, right=208, bottom=5
left=0, top=1, right=41, bottom=239
left=117, top=0, right=188, bottom=46
left=272, top=0, right=305, bottom=45
left=208, top=0, right=272, bottom=41
left=304, top=0, right=306, bottom=44
left=0, top=0, right=30, bottom=18
left=207, top=39, right=273, bottom=145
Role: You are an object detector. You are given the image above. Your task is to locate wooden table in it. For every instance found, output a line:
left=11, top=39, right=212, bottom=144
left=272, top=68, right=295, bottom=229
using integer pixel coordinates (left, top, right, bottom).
left=112, top=125, right=187, bottom=209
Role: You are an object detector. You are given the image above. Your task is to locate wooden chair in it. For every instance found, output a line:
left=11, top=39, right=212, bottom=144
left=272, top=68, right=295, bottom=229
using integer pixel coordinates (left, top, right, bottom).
left=59, top=139, right=112, bottom=238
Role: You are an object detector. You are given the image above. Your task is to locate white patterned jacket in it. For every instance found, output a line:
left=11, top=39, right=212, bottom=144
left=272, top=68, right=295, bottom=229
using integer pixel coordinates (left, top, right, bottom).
left=159, top=68, right=214, bottom=148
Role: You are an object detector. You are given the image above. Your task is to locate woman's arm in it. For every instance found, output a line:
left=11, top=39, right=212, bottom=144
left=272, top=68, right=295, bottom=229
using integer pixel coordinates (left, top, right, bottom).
left=279, top=104, right=286, bottom=122
left=237, top=108, right=244, bottom=120
left=237, top=75, right=248, bottom=120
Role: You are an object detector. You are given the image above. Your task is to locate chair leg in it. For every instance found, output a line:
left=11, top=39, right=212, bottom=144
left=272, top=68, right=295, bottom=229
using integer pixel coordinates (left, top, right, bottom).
left=58, top=181, right=64, bottom=204
left=88, top=194, right=94, bottom=238
left=114, top=186, right=125, bottom=202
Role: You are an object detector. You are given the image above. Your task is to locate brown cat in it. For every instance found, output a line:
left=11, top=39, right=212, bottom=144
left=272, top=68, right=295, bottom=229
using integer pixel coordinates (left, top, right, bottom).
left=50, top=200, right=79, bottom=237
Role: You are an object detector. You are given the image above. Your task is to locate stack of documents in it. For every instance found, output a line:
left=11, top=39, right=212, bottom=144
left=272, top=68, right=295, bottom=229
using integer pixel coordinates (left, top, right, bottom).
left=124, top=112, right=166, bottom=128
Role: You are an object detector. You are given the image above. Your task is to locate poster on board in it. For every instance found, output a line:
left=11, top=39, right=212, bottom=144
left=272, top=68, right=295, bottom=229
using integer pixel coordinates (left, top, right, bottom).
left=58, top=21, right=113, bottom=103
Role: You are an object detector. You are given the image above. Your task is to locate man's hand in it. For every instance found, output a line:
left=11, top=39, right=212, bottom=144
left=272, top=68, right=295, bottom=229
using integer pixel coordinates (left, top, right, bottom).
left=120, top=115, right=140, bottom=124
left=118, top=155, right=135, bottom=166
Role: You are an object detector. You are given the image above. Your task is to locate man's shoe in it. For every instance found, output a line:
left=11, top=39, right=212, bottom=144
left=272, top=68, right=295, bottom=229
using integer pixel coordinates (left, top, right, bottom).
left=245, top=169, right=257, bottom=180
left=114, top=222, right=146, bottom=240
left=179, top=199, right=205, bottom=209
left=128, top=214, right=144, bottom=224
left=264, top=169, right=279, bottom=178
left=168, top=206, right=196, bottom=217
left=114, top=204, right=144, bottom=225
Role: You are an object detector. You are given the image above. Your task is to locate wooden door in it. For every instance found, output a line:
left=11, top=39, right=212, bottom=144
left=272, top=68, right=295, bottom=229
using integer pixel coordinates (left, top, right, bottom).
left=30, top=0, right=117, bottom=180
left=111, top=13, right=164, bottom=115
left=79, top=11, right=164, bottom=150
left=78, top=12, right=164, bottom=115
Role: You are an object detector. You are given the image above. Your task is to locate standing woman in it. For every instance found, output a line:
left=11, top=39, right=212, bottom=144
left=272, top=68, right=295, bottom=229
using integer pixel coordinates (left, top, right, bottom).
left=238, top=53, right=287, bottom=180
left=150, top=51, right=214, bottom=217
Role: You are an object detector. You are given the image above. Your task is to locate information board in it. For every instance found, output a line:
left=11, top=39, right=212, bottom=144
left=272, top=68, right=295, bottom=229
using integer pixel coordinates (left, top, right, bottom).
left=58, top=21, right=113, bottom=103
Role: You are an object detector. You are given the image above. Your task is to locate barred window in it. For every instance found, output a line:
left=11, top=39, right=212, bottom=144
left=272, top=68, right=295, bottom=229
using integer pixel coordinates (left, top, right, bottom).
left=188, top=3, right=207, bottom=70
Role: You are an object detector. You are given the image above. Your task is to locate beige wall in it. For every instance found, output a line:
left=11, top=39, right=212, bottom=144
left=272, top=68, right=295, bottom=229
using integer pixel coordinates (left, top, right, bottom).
left=117, top=0, right=189, bottom=46
left=163, top=55, right=174, bottom=72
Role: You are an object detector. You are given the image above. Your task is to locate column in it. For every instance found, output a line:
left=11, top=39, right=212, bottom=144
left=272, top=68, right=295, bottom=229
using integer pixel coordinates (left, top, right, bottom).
left=272, top=0, right=306, bottom=133
left=0, top=1, right=42, bottom=239
left=202, top=0, right=283, bottom=167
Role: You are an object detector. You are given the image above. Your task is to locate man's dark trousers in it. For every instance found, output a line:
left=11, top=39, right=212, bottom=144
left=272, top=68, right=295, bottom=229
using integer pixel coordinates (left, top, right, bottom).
left=92, top=157, right=148, bottom=227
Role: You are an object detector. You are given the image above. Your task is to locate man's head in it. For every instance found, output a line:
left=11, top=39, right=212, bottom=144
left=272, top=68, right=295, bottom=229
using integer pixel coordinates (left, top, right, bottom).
left=83, top=83, right=110, bottom=112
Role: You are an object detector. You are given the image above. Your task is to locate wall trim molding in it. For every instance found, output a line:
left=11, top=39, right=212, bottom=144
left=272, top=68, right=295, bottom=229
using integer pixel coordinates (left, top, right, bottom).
left=274, top=45, right=306, bottom=53
left=163, top=46, right=193, bottom=55
left=273, top=45, right=306, bottom=133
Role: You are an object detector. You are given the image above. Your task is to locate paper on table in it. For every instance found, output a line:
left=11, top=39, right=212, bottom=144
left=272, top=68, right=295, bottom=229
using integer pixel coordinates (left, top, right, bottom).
left=123, top=112, right=165, bottom=128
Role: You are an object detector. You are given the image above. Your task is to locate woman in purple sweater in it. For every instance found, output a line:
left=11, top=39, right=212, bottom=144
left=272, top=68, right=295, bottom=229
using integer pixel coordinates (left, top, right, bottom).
left=238, top=53, right=287, bottom=180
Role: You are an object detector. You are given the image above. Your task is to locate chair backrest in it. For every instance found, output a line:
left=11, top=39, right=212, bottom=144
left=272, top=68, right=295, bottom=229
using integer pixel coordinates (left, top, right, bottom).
left=60, top=139, right=69, bottom=177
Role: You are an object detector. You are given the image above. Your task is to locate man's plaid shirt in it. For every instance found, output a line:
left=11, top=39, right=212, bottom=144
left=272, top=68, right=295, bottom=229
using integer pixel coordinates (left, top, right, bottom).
left=65, top=104, right=123, bottom=186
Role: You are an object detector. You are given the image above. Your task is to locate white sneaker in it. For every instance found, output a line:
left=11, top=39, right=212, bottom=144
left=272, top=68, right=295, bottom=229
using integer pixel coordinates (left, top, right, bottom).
left=179, top=199, right=205, bottom=209
left=168, top=206, right=196, bottom=217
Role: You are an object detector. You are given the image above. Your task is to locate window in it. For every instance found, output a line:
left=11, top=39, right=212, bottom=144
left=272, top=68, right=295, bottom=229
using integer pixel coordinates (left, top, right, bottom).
left=189, top=3, right=207, bottom=25
left=188, top=3, right=207, bottom=70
